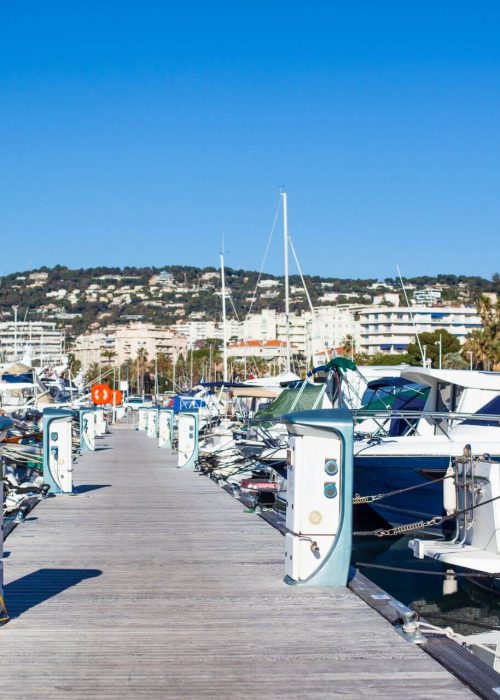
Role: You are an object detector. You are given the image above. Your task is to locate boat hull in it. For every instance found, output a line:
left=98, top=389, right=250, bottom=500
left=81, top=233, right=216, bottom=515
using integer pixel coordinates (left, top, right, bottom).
left=354, top=455, right=451, bottom=528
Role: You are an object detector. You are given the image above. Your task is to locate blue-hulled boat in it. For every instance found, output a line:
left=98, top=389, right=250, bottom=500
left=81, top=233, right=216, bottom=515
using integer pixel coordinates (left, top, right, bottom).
left=353, top=368, right=500, bottom=528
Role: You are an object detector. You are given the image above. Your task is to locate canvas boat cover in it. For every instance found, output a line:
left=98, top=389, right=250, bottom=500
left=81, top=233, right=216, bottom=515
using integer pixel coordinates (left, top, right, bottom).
left=254, top=383, right=324, bottom=422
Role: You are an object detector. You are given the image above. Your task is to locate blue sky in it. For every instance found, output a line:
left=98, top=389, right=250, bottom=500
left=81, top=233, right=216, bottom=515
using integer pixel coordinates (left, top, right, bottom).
left=1, top=1, right=499, bottom=278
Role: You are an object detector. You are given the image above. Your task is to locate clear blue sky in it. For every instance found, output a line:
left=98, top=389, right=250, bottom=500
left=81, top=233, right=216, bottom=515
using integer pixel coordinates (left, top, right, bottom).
left=1, top=1, right=499, bottom=279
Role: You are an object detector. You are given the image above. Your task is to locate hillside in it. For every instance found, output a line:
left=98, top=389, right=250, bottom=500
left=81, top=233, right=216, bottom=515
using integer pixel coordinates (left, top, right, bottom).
left=0, top=265, right=498, bottom=338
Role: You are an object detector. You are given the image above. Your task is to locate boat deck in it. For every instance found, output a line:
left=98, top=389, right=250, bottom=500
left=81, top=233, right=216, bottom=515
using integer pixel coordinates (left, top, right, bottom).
left=0, top=426, right=474, bottom=698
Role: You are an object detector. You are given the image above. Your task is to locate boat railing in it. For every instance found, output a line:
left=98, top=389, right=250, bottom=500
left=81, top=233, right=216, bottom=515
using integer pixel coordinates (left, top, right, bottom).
left=352, top=409, right=500, bottom=439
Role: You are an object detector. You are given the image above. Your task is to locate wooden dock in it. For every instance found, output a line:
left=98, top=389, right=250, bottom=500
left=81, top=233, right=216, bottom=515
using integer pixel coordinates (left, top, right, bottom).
left=0, top=426, right=474, bottom=698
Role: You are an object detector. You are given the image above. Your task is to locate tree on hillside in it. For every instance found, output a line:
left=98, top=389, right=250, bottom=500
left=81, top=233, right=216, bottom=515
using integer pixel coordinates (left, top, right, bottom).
left=406, top=329, right=460, bottom=367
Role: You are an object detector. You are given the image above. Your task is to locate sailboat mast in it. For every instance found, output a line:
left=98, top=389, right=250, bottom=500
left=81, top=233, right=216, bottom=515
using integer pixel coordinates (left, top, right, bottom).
left=220, top=252, right=229, bottom=382
left=282, top=191, right=291, bottom=372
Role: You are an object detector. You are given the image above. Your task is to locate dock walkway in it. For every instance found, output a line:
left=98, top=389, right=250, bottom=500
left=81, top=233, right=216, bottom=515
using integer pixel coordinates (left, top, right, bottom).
left=1, top=426, right=473, bottom=698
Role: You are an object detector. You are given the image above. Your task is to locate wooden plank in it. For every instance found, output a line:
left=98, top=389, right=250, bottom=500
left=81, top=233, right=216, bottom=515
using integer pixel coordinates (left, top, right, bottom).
left=0, top=426, right=474, bottom=698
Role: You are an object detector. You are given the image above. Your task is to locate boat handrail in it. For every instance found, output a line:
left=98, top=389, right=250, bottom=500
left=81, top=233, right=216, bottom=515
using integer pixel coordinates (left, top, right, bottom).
left=352, top=409, right=500, bottom=440
left=353, top=409, right=500, bottom=422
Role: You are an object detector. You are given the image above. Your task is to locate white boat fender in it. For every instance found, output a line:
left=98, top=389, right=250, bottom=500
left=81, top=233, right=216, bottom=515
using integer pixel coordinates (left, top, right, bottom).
left=443, top=463, right=457, bottom=516
left=442, top=569, right=458, bottom=596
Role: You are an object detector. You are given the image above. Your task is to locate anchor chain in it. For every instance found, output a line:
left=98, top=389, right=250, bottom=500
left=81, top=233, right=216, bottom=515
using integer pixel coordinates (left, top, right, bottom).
left=353, top=473, right=452, bottom=505
left=354, top=490, right=500, bottom=537
left=353, top=516, right=443, bottom=538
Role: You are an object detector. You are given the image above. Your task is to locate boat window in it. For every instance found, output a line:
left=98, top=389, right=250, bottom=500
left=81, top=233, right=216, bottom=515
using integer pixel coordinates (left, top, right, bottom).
left=436, top=382, right=464, bottom=413
left=436, top=383, right=452, bottom=412
left=462, top=396, right=500, bottom=427
left=452, top=385, right=464, bottom=411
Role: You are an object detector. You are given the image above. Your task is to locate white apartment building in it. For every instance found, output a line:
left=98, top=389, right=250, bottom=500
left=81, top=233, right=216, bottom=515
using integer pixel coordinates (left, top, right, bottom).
left=227, top=339, right=290, bottom=361
left=412, top=288, right=442, bottom=306
left=307, top=306, right=360, bottom=357
left=174, top=319, right=241, bottom=348
left=242, top=309, right=277, bottom=342
left=0, top=322, right=64, bottom=364
left=277, top=314, right=307, bottom=355
left=358, top=306, right=482, bottom=355
left=73, top=323, right=188, bottom=371
left=174, top=307, right=360, bottom=360
left=257, top=279, right=280, bottom=289
left=244, top=307, right=358, bottom=358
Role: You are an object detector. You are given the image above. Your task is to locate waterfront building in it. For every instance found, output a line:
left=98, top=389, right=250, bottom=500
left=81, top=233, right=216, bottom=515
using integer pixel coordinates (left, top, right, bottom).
left=306, top=306, right=360, bottom=358
left=174, top=319, right=241, bottom=347
left=357, top=305, right=482, bottom=355
left=0, top=321, right=64, bottom=365
left=73, top=323, right=188, bottom=371
left=227, top=339, right=291, bottom=361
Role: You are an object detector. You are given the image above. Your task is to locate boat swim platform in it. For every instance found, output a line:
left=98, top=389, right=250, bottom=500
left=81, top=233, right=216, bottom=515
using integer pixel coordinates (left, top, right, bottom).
left=0, top=426, right=474, bottom=699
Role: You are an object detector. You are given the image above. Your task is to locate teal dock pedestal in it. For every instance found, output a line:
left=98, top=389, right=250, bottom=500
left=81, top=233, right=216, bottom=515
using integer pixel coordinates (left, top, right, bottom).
left=158, top=408, right=174, bottom=449
left=43, top=407, right=75, bottom=494
left=283, top=408, right=353, bottom=587
left=177, top=411, right=199, bottom=469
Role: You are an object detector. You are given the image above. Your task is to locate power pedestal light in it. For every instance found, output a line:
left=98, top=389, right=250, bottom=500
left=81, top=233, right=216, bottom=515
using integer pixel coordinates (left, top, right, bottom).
left=138, top=407, right=148, bottom=431
left=146, top=408, right=159, bottom=438
left=80, top=408, right=95, bottom=452
left=283, top=408, right=353, bottom=587
left=158, top=408, right=174, bottom=449
left=177, top=412, right=199, bottom=469
left=43, top=407, right=75, bottom=494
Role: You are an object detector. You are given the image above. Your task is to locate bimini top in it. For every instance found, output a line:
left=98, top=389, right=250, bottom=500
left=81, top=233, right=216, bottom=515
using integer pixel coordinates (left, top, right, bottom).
left=401, top=368, right=500, bottom=391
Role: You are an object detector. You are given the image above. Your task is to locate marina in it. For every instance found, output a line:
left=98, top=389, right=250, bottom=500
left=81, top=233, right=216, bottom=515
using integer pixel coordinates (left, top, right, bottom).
left=0, top=424, right=476, bottom=698
left=1, top=5, right=500, bottom=696
left=0, top=300, right=499, bottom=699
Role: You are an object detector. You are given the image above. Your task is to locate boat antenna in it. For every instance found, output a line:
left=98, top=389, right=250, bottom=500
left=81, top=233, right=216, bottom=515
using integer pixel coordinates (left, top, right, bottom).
left=220, top=239, right=229, bottom=383
left=397, top=264, right=425, bottom=365
left=282, top=189, right=291, bottom=373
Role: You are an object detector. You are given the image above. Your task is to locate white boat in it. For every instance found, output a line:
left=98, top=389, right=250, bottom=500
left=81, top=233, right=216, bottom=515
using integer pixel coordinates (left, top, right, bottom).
left=353, top=368, right=500, bottom=527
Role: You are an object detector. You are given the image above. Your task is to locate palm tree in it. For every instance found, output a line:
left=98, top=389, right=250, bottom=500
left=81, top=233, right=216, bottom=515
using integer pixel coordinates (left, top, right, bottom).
left=463, top=296, right=500, bottom=370
left=85, top=362, right=102, bottom=385
left=101, top=348, right=117, bottom=367
left=134, top=347, right=149, bottom=394
left=156, top=352, right=173, bottom=392
left=67, top=352, right=82, bottom=375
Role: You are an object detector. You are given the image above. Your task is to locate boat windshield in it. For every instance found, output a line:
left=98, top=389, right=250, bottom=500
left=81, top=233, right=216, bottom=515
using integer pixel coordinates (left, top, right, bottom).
left=388, top=384, right=431, bottom=436
left=359, top=378, right=431, bottom=437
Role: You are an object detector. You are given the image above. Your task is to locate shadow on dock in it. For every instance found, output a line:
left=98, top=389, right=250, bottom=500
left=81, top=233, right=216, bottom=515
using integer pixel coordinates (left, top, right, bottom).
left=6, top=568, right=102, bottom=618
left=75, top=484, right=111, bottom=493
